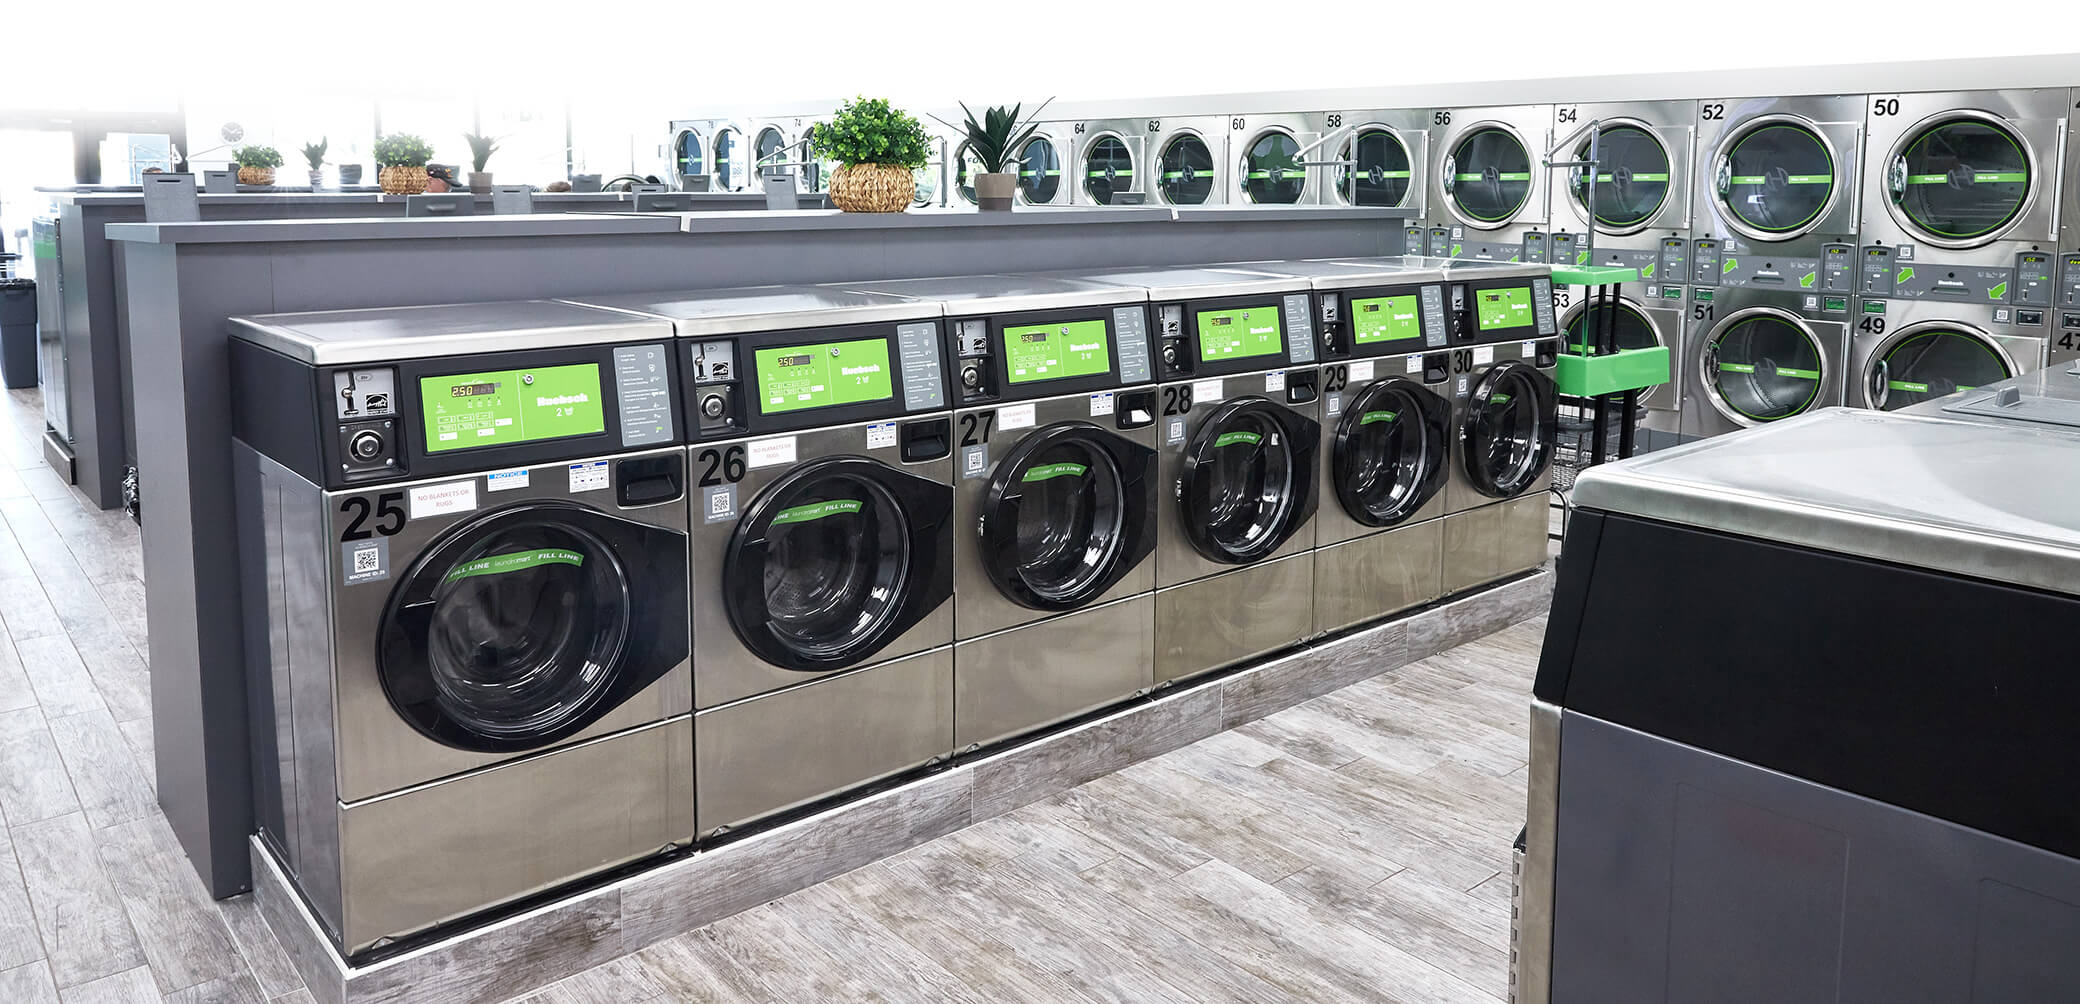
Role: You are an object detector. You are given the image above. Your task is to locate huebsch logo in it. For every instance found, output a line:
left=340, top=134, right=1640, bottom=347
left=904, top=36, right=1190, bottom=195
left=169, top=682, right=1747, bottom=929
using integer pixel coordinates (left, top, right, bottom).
left=536, top=393, right=591, bottom=407
left=1069, top=342, right=1103, bottom=354
left=841, top=364, right=883, bottom=376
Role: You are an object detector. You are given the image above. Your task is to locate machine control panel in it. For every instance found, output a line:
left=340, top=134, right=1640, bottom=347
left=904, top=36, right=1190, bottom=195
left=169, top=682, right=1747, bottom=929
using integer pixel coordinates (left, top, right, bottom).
left=612, top=344, right=675, bottom=447
left=952, top=305, right=1149, bottom=406
left=1660, top=238, right=1690, bottom=285
left=1691, top=239, right=1721, bottom=286
left=2014, top=252, right=2055, bottom=307
left=1860, top=246, right=1896, bottom=296
left=1820, top=244, right=1856, bottom=294
left=685, top=322, right=945, bottom=439
left=2062, top=254, right=2080, bottom=308
left=1551, top=232, right=1579, bottom=267
left=1158, top=295, right=1314, bottom=379
left=333, top=367, right=399, bottom=481
left=1427, top=227, right=1451, bottom=257
left=1320, top=283, right=1449, bottom=358
left=1447, top=279, right=1559, bottom=343
left=1521, top=231, right=1548, bottom=264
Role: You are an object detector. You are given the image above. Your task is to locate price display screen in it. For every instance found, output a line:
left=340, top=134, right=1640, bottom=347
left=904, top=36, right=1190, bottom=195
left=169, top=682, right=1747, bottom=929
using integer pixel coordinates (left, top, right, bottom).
left=753, top=338, right=894, bottom=414
left=1003, top=319, right=1112, bottom=384
left=421, top=363, right=605, bottom=453
left=1196, top=305, right=1283, bottom=362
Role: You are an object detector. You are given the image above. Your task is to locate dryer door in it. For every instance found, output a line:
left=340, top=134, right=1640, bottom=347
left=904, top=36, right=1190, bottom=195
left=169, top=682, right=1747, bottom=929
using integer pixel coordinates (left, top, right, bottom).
left=1461, top=361, right=1557, bottom=499
left=1240, top=131, right=1307, bottom=205
left=377, top=501, right=688, bottom=753
left=1158, top=132, right=1217, bottom=206
left=724, top=456, right=953, bottom=672
left=1444, top=124, right=1535, bottom=228
left=1567, top=122, right=1674, bottom=236
left=1884, top=114, right=2036, bottom=249
left=1863, top=322, right=2016, bottom=410
left=1701, top=309, right=1829, bottom=425
left=1713, top=117, right=1840, bottom=241
left=1333, top=377, right=1449, bottom=526
left=1179, top=397, right=1321, bottom=563
left=1339, top=126, right=1416, bottom=208
left=1017, top=136, right=1064, bottom=205
left=979, top=422, right=1156, bottom=611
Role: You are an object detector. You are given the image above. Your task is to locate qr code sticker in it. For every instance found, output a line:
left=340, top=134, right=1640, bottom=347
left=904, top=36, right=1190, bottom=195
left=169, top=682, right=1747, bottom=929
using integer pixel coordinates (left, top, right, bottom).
left=352, top=546, right=380, bottom=575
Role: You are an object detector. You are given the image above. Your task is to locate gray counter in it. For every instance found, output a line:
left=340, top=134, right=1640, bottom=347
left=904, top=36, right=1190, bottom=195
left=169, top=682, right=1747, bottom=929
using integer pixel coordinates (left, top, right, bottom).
left=106, top=203, right=1409, bottom=898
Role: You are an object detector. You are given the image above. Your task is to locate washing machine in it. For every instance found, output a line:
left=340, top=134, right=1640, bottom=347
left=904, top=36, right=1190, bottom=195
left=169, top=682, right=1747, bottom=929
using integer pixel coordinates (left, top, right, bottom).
left=1149, top=116, right=1228, bottom=207
left=1051, top=266, right=1322, bottom=682
left=229, top=301, right=692, bottom=956
left=1428, top=104, right=1555, bottom=262
left=1681, top=286, right=1851, bottom=439
left=1857, top=89, right=2063, bottom=369
left=1690, top=94, right=1862, bottom=296
left=1441, top=331, right=1559, bottom=595
left=574, top=285, right=956, bottom=838
left=1065, top=117, right=1147, bottom=206
left=1848, top=297, right=2047, bottom=411
left=1310, top=109, right=1428, bottom=218
left=839, top=275, right=1160, bottom=749
left=1231, top=112, right=1320, bottom=206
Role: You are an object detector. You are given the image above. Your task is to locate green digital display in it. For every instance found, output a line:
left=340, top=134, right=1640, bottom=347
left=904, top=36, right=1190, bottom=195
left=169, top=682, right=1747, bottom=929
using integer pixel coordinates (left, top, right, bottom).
left=1476, top=286, right=1536, bottom=331
left=1003, top=319, right=1112, bottom=384
left=1351, top=295, right=1424, bottom=344
left=1196, top=305, right=1283, bottom=362
left=421, top=363, right=605, bottom=453
left=753, top=338, right=894, bottom=414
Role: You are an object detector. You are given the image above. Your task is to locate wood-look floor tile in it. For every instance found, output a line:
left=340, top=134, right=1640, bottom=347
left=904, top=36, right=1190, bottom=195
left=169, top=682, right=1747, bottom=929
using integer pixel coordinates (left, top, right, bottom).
left=627, top=930, right=774, bottom=1004
left=46, top=711, right=156, bottom=832
left=758, top=883, right=985, bottom=1003
left=13, top=636, right=106, bottom=720
left=0, top=961, right=60, bottom=1004
left=0, top=579, right=65, bottom=644
left=11, top=813, right=144, bottom=988
left=268, top=989, right=318, bottom=1004
left=68, top=635, right=150, bottom=728
left=827, top=859, right=1097, bottom=1002
left=511, top=957, right=664, bottom=1004
left=215, top=895, right=303, bottom=1001
left=0, top=637, right=38, bottom=714
left=52, top=965, right=157, bottom=1004
left=1278, top=865, right=1509, bottom=1000
left=0, top=708, right=78, bottom=825
left=162, top=971, right=267, bottom=1004
left=1018, top=784, right=1214, bottom=879
left=91, top=817, right=248, bottom=996
left=114, top=719, right=152, bottom=790
left=1119, top=757, right=1404, bottom=887
left=0, top=824, right=44, bottom=970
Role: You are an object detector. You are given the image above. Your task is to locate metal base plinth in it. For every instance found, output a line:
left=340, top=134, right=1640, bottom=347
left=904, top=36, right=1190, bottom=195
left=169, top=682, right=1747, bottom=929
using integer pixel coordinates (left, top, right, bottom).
left=41, top=429, right=74, bottom=484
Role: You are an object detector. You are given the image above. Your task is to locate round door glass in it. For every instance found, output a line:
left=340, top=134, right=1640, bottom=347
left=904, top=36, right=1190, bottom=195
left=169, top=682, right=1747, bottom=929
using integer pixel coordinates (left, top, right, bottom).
left=1571, top=125, right=1669, bottom=231
left=673, top=130, right=703, bottom=183
left=912, top=156, right=939, bottom=205
left=1018, top=137, right=1061, bottom=203
left=1872, top=329, right=2010, bottom=409
left=1003, top=440, right=1126, bottom=603
left=954, top=140, right=981, bottom=204
left=800, top=125, right=834, bottom=192
left=713, top=128, right=744, bottom=190
left=423, top=522, right=628, bottom=740
left=1337, top=382, right=1435, bottom=524
left=1720, top=123, right=1835, bottom=235
left=1083, top=135, right=1133, bottom=204
left=1242, top=132, right=1304, bottom=204
left=1466, top=368, right=1550, bottom=494
left=1340, top=128, right=1412, bottom=207
left=755, top=476, right=908, bottom=661
left=1708, top=313, right=1825, bottom=421
left=755, top=127, right=786, bottom=176
left=1892, top=118, right=2031, bottom=243
left=1449, top=127, right=1532, bottom=223
left=1158, top=134, right=1215, bottom=205
left=1197, top=411, right=1297, bottom=556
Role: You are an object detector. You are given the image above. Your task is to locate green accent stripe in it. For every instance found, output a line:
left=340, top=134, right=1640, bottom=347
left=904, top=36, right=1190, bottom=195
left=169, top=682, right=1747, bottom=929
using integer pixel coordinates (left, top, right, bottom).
left=1718, top=362, right=1819, bottom=380
left=444, top=549, right=584, bottom=582
left=771, top=499, right=863, bottom=525
left=1906, top=171, right=2027, bottom=184
left=1889, top=379, right=1930, bottom=393
left=1728, top=174, right=1832, bottom=185
left=1021, top=462, right=1087, bottom=483
left=1458, top=172, right=1533, bottom=181
left=1897, top=266, right=1916, bottom=283
left=1359, top=411, right=1399, bottom=425
left=1214, top=431, right=1263, bottom=448
left=1591, top=173, right=1670, bottom=181
left=1086, top=170, right=1133, bottom=178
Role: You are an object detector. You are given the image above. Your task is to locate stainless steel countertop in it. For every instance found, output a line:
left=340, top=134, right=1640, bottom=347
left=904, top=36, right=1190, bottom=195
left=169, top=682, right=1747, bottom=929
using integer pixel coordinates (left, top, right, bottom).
left=568, top=285, right=941, bottom=336
left=1036, top=265, right=1309, bottom=300
left=1573, top=407, right=2080, bottom=599
left=830, top=274, right=1145, bottom=314
left=1220, top=258, right=1448, bottom=289
left=1331, top=255, right=1549, bottom=281
left=227, top=300, right=673, bottom=365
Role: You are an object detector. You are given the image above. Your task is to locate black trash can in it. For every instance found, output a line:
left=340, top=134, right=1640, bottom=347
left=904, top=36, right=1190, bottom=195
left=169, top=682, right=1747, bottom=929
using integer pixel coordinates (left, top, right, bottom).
left=0, top=276, right=35, bottom=389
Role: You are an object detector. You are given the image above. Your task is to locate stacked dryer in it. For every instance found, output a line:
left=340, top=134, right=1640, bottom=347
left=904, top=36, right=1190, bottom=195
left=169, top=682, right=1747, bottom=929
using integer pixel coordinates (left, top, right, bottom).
left=1149, top=117, right=1229, bottom=207
left=1851, top=88, right=2060, bottom=408
left=1685, top=94, right=1865, bottom=437
left=1426, top=105, right=1555, bottom=262
left=1310, top=109, right=1429, bottom=248
left=1232, top=113, right=1319, bottom=206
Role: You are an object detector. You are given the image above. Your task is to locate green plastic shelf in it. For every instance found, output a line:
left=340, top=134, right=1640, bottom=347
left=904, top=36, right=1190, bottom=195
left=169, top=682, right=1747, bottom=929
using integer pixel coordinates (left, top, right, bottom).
left=1555, top=345, right=1669, bottom=397
left=1548, top=265, right=1638, bottom=286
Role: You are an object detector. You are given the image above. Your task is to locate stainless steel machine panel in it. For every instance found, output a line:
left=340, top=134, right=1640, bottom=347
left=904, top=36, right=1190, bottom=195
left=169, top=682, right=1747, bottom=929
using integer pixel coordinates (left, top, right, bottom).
left=710, top=119, right=753, bottom=193
left=694, top=646, right=953, bottom=836
left=1148, top=116, right=1229, bottom=207
left=1230, top=113, right=1319, bottom=206
left=1015, top=123, right=1076, bottom=207
left=1549, top=101, right=1695, bottom=244
left=1444, top=336, right=1559, bottom=514
left=1309, top=109, right=1429, bottom=216
left=1691, top=94, right=1863, bottom=291
left=954, top=592, right=1155, bottom=750
left=667, top=120, right=711, bottom=190
left=1681, top=286, right=1851, bottom=439
left=747, top=119, right=797, bottom=184
left=1071, top=118, right=1150, bottom=206
left=1848, top=296, right=2046, bottom=410
left=1861, top=89, right=2065, bottom=270
left=1155, top=550, right=1315, bottom=684
left=1312, top=516, right=1443, bottom=637
left=1157, top=365, right=1321, bottom=589
left=1428, top=105, right=1555, bottom=262
left=1441, top=491, right=1546, bottom=596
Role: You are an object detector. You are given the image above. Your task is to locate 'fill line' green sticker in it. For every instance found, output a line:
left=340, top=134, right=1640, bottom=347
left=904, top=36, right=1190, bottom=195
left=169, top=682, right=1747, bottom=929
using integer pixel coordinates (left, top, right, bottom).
left=1360, top=411, right=1399, bottom=425
left=445, top=549, right=585, bottom=582
left=1889, top=380, right=1930, bottom=393
left=1214, top=431, right=1264, bottom=449
left=771, top=499, right=863, bottom=525
left=1021, top=462, right=1088, bottom=483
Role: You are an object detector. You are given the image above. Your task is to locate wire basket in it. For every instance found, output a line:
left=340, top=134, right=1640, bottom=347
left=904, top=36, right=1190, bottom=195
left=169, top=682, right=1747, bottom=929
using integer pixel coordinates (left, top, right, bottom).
left=1550, top=401, right=1631, bottom=494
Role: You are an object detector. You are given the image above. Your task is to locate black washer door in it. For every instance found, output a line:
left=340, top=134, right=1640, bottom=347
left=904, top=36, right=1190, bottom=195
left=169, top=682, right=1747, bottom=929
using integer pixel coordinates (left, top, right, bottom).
left=1572, top=124, right=1669, bottom=231
left=1159, top=134, right=1214, bottom=205
left=1449, top=127, right=1532, bottom=223
left=1869, top=328, right=2012, bottom=410
left=725, top=456, right=952, bottom=672
left=378, top=501, right=688, bottom=753
left=1892, top=118, right=2031, bottom=243
left=1180, top=397, right=1321, bottom=563
left=1461, top=362, right=1556, bottom=498
left=1343, top=128, right=1413, bottom=207
left=1335, top=378, right=1449, bottom=527
left=1720, top=123, right=1835, bottom=235
left=981, top=423, right=1157, bottom=610
left=1019, top=137, right=1061, bottom=203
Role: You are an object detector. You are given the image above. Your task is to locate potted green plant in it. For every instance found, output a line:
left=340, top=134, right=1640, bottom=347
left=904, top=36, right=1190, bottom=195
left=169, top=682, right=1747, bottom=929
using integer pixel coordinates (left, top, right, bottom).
left=812, top=97, right=933, bottom=213
left=464, top=133, right=499, bottom=194
left=233, top=145, right=283, bottom=186
left=954, top=103, right=1039, bottom=211
left=301, top=138, right=328, bottom=189
left=373, top=133, right=435, bottom=195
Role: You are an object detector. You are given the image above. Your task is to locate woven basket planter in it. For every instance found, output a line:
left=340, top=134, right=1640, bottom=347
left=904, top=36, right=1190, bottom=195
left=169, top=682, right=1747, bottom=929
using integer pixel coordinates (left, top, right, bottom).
left=829, top=163, right=913, bottom=213
left=236, top=166, right=276, bottom=186
left=379, top=165, right=430, bottom=195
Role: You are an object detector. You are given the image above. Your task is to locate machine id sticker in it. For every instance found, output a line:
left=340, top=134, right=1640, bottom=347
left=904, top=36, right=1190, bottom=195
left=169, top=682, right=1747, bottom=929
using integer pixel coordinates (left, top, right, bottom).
left=1406, top=355, right=1423, bottom=374
left=997, top=402, right=1037, bottom=431
left=1325, top=393, right=1342, bottom=416
left=865, top=422, right=898, bottom=450
left=1191, top=378, right=1223, bottom=403
left=1264, top=371, right=1286, bottom=393
left=961, top=444, right=990, bottom=480
left=1521, top=341, right=1535, bottom=357
left=341, top=538, right=389, bottom=585
left=747, top=436, right=797, bottom=469
left=1089, top=392, right=1115, bottom=417
left=1348, top=360, right=1374, bottom=382
left=484, top=468, right=530, bottom=492
left=702, top=484, right=737, bottom=523
left=1165, top=417, right=1186, bottom=446
left=408, top=480, right=477, bottom=519
left=1473, top=346, right=1496, bottom=365
left=567, top=461, right=610, bottom=494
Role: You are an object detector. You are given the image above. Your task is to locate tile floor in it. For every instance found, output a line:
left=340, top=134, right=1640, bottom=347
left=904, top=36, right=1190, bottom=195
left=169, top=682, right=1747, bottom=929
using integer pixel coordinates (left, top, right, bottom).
left=0, top=387, right=1546, bottom=1003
